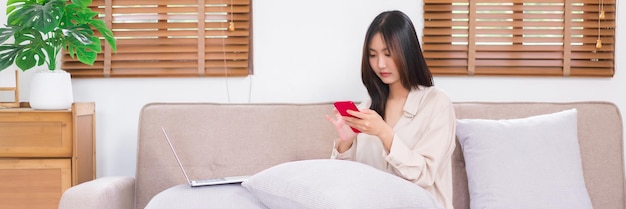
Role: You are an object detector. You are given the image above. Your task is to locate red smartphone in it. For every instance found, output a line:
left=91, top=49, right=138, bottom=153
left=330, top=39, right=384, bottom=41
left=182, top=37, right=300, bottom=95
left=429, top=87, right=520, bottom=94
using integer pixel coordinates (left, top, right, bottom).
left=333, top=101, right=361, bottom=133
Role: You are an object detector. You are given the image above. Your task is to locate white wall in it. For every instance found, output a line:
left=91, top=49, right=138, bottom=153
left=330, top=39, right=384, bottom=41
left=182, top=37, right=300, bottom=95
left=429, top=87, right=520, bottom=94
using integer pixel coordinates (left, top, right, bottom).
left=1, top=0, right=623, bottom=178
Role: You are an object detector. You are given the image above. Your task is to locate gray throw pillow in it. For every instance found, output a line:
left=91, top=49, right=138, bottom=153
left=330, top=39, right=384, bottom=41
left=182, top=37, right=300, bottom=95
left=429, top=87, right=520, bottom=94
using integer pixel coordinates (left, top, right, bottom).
left=241, top=159, right=443, bottom=209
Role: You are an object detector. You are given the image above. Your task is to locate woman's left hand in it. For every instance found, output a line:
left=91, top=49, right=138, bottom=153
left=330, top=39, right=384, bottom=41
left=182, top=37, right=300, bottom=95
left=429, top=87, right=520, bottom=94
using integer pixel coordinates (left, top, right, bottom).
left=344, top=109, right=393, bottom=140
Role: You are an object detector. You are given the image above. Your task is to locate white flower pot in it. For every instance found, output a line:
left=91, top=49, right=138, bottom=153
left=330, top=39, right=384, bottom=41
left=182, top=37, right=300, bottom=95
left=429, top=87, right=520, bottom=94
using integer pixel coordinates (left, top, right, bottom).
left=29, top=70, right=74, bottom=110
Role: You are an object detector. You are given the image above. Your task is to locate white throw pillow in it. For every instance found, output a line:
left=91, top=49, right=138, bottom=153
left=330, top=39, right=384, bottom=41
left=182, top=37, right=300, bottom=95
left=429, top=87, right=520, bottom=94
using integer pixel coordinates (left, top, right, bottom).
left=456, top=108, right=592, bottom=209
left=241, top=159, right=443, bottom=209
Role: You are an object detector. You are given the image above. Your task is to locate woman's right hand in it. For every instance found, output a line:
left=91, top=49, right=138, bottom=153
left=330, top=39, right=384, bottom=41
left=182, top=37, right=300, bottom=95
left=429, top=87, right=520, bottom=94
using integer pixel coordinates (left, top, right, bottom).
left=325, top=108, right=358, bottom=151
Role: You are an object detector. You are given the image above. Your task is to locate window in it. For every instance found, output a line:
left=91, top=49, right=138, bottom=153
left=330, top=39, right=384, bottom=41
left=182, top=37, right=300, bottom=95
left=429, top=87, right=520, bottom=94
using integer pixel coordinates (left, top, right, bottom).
left=423, top=0, right=615, bottom=77
left=63, top=0, right=252, bottom=78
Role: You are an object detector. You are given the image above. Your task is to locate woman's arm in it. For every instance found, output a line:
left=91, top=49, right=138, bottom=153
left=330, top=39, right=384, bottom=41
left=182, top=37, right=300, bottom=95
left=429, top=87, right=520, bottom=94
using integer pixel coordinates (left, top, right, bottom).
left=385, top=91, right=456, bottom=187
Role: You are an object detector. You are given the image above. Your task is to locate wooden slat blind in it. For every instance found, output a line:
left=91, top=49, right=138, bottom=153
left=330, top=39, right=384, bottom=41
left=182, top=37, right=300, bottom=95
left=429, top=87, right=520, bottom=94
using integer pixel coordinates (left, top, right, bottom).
left=62, top=0, right=252, bottom=77
left=423, top=0, right=615, bottom=77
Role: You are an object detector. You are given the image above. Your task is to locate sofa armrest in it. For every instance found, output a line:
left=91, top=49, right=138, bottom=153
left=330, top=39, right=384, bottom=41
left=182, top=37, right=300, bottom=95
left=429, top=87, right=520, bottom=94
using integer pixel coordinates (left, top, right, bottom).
left=59, top=176, right=135, bottom=209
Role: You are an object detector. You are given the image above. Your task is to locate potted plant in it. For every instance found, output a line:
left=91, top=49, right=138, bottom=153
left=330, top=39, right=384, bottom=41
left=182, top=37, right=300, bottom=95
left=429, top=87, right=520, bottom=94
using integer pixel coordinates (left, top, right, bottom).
left=0, top=0, right=116, bottom=109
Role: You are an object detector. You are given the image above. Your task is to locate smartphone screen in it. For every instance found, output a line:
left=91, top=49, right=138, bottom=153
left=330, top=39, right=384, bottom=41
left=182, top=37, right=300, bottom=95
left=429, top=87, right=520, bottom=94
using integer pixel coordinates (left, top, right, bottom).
left=333, top=101, right=361, bottom=133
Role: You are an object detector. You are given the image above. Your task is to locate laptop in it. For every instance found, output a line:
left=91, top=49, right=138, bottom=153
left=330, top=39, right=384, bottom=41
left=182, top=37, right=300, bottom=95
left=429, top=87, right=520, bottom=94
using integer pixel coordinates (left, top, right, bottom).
left=161, top=126, right=249, bottom=187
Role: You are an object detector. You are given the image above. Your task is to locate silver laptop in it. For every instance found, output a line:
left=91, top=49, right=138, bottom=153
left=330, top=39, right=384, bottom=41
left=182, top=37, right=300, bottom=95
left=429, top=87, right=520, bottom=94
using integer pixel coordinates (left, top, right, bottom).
left=161, top=127, right=249, bottom=187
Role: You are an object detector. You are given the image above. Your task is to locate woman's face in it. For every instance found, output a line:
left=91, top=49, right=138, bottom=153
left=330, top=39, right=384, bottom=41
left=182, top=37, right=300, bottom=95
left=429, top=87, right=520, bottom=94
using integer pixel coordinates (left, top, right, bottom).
left=368, top=33, right=400, bottom=86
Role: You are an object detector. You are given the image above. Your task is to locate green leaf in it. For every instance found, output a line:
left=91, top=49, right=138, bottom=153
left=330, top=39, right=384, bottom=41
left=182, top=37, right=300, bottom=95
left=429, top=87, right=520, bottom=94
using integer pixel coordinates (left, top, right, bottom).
left=75, top=45, right=98, bottom=65
left=72, top=0, right=93, bottom=8
left=0, top=27, right=17, bottom=44
left=65, top=2, right=117, bottom=52
left=6, top=0, right=65, bottom=33
left=0, top=45, right=20, bottom=71
left=11, top=30, right=50, bottom=70
left=6, top=0, right=36, bottom=15
left=61, top=3, right=97, bottom=28
left=64, top=25, right=95, bottom=45
left=16, top=47, right=47, bottom=70
left=90, top=19, right=117, bottom=52
left=60, top=3, right=78, bottom=28
left=65, top=25, right=101, bottom=65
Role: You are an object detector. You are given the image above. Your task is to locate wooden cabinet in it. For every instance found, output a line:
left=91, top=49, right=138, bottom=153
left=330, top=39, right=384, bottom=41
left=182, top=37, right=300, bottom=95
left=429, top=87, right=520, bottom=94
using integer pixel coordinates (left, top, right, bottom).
left=0, top=103, right=95, bottom=209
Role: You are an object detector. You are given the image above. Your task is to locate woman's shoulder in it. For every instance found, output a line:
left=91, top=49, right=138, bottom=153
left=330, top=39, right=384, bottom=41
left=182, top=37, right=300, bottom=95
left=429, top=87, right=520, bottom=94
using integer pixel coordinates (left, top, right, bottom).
left=412, top=86, right=452, bottom=102
left=404, top=86, right=453, bottom=115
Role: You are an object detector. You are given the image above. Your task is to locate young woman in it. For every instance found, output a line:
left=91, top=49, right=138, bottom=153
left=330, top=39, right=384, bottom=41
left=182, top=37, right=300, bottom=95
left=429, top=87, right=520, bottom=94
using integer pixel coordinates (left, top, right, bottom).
left=326, top=10, right=456, bottom=209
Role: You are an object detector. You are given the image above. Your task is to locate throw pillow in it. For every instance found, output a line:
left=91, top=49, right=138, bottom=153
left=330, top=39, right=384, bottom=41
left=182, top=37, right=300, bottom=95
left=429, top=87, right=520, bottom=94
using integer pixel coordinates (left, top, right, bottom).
left=241, top=159, right=443, bottom=209
left=456, top=108, right=592, bottom=209
left=145, top=184, right=268, bottom=209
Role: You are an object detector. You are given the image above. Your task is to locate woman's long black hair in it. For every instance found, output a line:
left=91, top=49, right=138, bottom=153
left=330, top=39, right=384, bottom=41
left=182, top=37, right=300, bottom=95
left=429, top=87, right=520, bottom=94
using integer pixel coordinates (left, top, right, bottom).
left=361, top=10, right=433, bottom=119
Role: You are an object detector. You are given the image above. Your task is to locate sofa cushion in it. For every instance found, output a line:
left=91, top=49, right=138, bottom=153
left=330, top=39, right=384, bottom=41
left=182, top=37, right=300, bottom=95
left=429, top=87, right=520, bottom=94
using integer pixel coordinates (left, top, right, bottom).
left=455, top=108, right=592, bottom=209
left=145, top=184, right=267, bottom=209
left=241, top=159, right=442, bottom=209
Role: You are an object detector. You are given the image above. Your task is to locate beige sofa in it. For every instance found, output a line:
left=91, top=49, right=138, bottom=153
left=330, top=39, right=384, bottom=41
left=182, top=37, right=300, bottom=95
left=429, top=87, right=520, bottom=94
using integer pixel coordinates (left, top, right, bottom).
left=58, top=102, right=624, bottom=209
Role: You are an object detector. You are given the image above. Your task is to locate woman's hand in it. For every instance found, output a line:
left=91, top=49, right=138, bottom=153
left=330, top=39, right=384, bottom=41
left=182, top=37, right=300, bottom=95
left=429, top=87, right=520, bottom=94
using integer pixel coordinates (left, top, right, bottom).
left=326, top=108, right=359, bottom=141
left=343, top=109, right=386, bottom=135
left=326, top=108, right=395, bottom=152
left=343, top=109, right=394, bottom=151
left=326, top=108, right=359, bottom=153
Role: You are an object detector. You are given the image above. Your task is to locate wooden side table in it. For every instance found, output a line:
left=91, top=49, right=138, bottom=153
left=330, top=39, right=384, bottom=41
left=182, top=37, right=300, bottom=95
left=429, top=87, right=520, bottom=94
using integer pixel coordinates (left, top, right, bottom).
left=0, top=102, right=95, bottom=209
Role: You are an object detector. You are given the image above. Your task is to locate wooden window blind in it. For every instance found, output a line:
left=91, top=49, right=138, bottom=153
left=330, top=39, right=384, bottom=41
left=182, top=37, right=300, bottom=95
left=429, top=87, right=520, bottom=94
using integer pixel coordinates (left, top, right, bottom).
left=423, top=0, right=615, bottom=77
left=62, top=0, right=252, bottom=77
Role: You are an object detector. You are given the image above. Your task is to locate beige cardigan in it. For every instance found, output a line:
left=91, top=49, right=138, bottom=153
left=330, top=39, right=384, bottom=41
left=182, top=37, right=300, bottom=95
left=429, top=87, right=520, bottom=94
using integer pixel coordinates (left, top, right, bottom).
left=332, top=86, right=457, bottom=209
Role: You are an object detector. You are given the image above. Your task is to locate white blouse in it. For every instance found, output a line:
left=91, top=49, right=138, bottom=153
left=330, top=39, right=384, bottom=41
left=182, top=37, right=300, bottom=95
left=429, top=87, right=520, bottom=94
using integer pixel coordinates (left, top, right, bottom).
left=331, top=86, right=456, bottom=209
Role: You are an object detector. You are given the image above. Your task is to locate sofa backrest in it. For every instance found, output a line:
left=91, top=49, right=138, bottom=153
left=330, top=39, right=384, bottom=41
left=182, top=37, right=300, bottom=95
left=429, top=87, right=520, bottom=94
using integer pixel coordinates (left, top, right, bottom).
left=135, top=103, right=337, bottom=209
left=452, top=101, right=624, bottom=209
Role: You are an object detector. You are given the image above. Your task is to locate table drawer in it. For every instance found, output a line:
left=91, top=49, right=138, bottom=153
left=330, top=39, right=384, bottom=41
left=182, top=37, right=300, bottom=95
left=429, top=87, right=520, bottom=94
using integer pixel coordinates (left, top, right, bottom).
left=0, top=159, right=71, bottom=209
left=0, top=112, right=72, bottom=157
